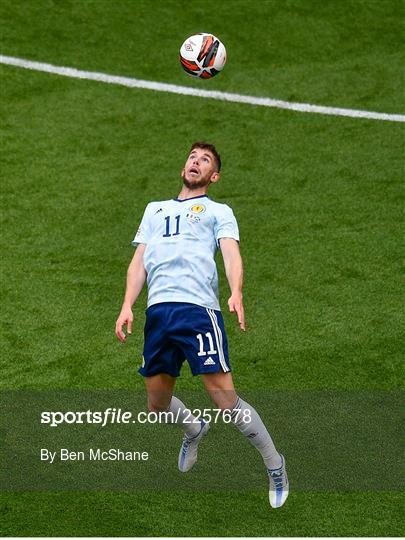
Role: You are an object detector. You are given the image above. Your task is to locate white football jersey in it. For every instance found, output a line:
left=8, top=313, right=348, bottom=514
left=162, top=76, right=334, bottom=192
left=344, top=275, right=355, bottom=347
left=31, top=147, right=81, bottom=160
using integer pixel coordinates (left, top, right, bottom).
left=132, top=195, right=239, bottom=310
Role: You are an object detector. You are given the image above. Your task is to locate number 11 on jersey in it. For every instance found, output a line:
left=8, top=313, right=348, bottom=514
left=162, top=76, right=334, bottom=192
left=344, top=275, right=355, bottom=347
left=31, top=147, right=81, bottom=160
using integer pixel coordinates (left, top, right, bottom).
left=163, top=215, right=181, bottom=237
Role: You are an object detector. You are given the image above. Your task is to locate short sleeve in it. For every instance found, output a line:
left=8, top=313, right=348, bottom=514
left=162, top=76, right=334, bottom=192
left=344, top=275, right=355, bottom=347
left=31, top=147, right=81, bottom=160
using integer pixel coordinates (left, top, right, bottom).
left=131, top=204, right=151, bottom=246
left=214, top=204, right=240, bottom=246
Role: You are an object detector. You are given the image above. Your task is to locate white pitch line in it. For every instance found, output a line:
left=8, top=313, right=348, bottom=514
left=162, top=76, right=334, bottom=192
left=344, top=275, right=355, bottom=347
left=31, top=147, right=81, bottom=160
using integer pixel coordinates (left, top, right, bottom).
left=1, top=54, right=404, bottom=123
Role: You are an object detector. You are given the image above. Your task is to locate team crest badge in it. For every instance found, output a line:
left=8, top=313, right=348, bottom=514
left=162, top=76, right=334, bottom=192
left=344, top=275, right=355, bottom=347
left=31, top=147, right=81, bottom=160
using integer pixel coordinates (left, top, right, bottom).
left=189, top=204, right=206, bottom=214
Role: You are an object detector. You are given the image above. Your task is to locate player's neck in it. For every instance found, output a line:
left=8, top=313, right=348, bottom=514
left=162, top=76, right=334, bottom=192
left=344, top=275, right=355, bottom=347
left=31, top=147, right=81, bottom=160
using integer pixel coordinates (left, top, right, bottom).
left=177, top=187, right=208, bottom=201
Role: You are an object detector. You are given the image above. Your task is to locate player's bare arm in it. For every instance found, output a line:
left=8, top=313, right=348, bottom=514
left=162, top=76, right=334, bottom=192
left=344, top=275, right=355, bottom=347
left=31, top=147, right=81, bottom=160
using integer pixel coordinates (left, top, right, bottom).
left=219, top=237, right=245, bottom=331
left=115, top=243, right=147, bottom=342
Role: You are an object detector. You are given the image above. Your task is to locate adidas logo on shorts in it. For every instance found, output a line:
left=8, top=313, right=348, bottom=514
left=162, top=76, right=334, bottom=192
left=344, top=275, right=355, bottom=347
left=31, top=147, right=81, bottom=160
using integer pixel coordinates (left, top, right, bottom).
left=203, top=357, right=216, bottom=366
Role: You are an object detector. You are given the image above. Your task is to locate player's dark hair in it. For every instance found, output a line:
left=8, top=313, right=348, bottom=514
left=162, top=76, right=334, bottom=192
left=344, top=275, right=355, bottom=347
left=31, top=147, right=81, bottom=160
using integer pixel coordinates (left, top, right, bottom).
left=190, top=142, right=221, bottom=172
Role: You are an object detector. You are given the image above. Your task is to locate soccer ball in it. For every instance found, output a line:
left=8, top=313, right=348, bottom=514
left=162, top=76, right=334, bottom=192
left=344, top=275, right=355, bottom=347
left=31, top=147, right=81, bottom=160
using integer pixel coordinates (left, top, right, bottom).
left=179, top=33, right=227, bottom=79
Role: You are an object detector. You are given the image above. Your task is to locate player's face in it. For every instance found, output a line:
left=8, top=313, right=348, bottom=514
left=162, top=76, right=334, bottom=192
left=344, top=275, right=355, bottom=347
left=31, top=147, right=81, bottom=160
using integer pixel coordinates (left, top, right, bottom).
left=181, top=148, right=220, bottom=189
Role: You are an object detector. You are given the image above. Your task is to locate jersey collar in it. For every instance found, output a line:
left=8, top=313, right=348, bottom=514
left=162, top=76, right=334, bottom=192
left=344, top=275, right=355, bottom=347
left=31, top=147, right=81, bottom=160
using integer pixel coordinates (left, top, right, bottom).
left=173, top=194, right=209, bottom=202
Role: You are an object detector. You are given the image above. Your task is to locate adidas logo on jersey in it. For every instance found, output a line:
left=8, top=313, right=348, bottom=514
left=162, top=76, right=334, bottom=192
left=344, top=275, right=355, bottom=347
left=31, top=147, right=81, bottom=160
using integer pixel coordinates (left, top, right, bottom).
left=203, top=357, right=216, bottom=366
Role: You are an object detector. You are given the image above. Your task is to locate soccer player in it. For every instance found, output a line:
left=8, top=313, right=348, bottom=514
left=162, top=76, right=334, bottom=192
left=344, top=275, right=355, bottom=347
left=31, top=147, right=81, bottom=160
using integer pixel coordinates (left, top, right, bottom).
left=115, top=142, right=289, bottom=508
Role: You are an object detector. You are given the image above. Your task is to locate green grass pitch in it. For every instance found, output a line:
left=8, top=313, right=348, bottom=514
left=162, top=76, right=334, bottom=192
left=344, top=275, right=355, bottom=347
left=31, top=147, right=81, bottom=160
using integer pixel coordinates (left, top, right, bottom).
left=0, top=0, right=404, bottom=536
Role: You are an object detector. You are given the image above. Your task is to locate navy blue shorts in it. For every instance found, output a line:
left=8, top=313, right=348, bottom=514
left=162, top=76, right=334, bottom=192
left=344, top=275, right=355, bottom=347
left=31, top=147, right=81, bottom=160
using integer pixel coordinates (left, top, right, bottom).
left=139, top=302, right=231, bottom=378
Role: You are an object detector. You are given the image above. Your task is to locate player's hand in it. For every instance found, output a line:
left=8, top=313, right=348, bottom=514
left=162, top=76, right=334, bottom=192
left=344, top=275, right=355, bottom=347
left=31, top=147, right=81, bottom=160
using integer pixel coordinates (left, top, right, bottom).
left=115, top=305, right=134, bottom=342
left=228, top=294, right=245, bottom=331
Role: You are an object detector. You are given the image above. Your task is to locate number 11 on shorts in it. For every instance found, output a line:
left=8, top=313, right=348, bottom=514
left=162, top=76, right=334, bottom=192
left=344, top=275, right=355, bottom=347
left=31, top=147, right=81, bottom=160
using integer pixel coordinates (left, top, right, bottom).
left=196, top=332, right=217, bottom=356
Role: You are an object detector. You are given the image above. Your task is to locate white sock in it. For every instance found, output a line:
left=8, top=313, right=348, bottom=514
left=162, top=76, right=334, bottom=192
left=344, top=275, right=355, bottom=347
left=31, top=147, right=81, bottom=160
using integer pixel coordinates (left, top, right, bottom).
left=166, top=396, right=201, bottom=438
left=231, top=396, right=282, bottom=470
